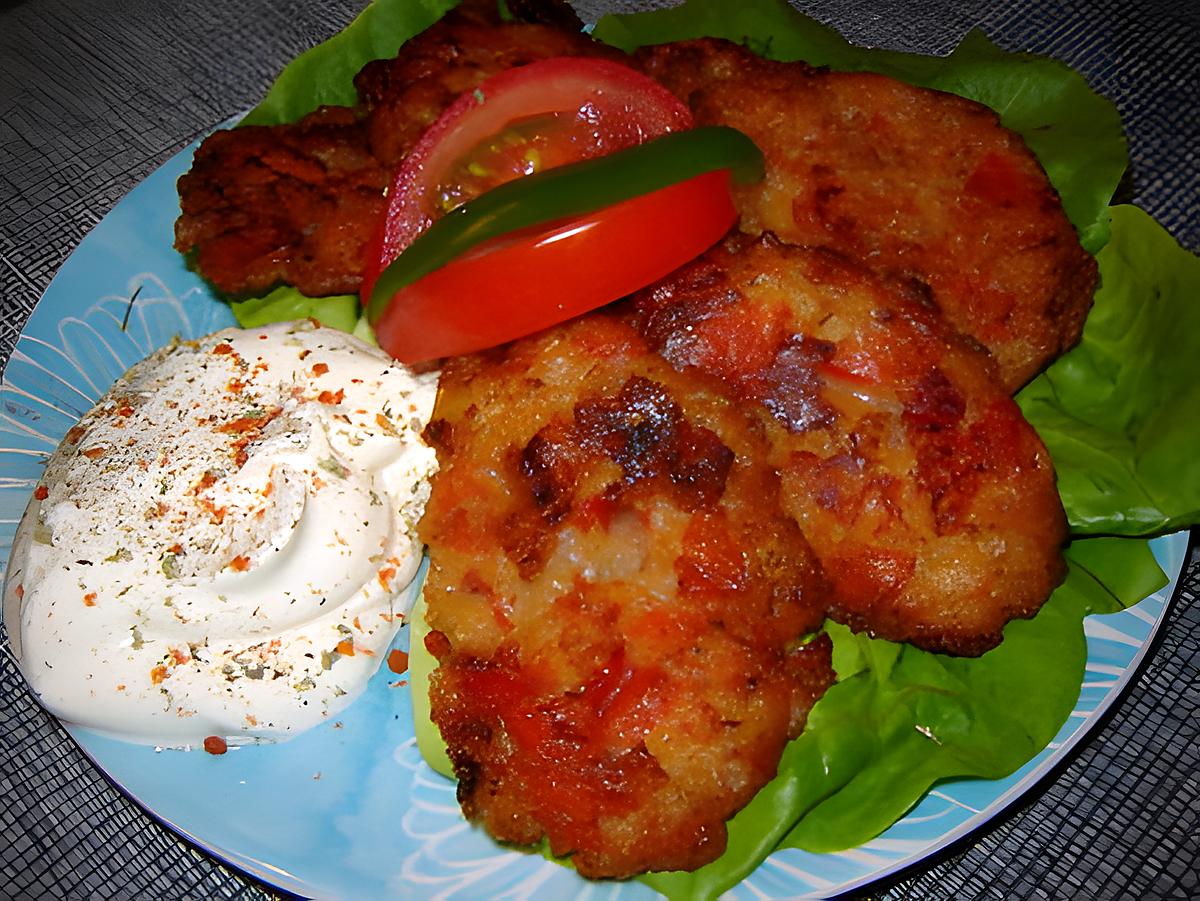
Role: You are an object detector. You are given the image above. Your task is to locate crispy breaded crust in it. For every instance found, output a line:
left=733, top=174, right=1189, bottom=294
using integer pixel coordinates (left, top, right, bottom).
left=640, top=39, right=1098, bottom=390
left=631, top=234, right=1069, bottom=655
left=419, top=315, right=834, bottom=877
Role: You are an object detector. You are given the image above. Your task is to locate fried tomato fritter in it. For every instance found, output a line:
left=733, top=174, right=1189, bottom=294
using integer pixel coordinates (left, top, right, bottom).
left=639, top=39, right=1098, bottom=390
left=418, top=316, right=834, bottom=878
left=630, top=235, right=1068, bottom=655
left=174, top=106, right=387, bottom=298
left=174, top=0, right=619, bottom=298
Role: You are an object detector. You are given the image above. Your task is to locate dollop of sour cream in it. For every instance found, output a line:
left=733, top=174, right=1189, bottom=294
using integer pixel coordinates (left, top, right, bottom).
left=5, top=321, right=438, bottom=746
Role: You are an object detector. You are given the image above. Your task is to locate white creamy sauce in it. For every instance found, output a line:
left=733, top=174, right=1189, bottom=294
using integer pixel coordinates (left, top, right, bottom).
left=6, top=321, right=438, bottom=746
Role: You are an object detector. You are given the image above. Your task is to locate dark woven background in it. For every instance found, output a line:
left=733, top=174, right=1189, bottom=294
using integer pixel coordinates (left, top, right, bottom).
left=1, top=1, right=1196, bottom=898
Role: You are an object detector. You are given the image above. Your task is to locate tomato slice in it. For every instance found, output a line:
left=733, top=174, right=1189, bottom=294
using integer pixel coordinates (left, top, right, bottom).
left=373, top=169, right=737, bottom=363
left=361, top=57, right=693, bottom=303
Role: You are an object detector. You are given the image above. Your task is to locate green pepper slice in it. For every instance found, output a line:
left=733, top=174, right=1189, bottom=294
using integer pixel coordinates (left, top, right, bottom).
left=366, top=125, right=764, bottom=324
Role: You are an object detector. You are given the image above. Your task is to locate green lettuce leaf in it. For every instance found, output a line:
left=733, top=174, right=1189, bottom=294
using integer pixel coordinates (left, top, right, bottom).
left=240, top=0, right=458, bottom=127
left=230, top=286, right=360, bottom=333
left=592, top=0, right=1126, bottom=252
left=408, top=590, right=455, bottom=779
left=1063, top=535, right=1170, bottom=606
left=1018, top=205, right=1200, bottom=535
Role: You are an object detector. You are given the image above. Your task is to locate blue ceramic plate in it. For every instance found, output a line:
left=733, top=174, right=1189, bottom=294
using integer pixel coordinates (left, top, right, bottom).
left=0, top=140, right=1189, bottom=900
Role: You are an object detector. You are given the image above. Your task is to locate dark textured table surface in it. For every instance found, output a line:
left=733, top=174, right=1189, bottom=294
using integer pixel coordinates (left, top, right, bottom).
left=1, top=1, right=1197, bottom=899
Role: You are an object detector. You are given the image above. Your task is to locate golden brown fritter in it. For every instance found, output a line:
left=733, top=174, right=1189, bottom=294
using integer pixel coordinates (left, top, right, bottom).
left=174, top=0, right=621, bottom=298
left=419, top=315, right=834, bottom=878
left=174, top=106, right=387, bottom=297
left=639, top=39, right=1098, bottom=390
left=630, top=234, right=1068, bottom=656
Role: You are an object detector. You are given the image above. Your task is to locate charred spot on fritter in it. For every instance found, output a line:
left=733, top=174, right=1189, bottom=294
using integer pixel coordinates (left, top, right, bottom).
left=575, top=376, right=679, bottom=481
left=420, top=416, right=454, bottom=456
left=418, top=315, right=834, bottom=878
left=759, top=335, right=838, bottom=433
left=631, top=234, right=1068, bottom=656
left=520, top=425, right=581, bottom=522
left=903, top=369, right=968, bottom=432
left=573, top=375, right=735, bottom=507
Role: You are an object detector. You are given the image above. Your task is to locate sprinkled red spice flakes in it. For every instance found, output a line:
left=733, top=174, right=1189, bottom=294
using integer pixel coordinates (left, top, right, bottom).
left=337, top=640, right=375, bottom=658
left=200, top=498, right=227, bottom=524
left=14, top=584, right=23, bottom=600
left=203, top=735, right=228, bottom=755
left=312, top=362, right=330, bottom=376
left=150, top=664, right=168, bottom=685
left=217, top=407, right=282, bottom=439
left=65, top=425, right=86, bottom=444
left=317, top=388, right=345, bottom=405
left=192, top=471, right=218, bottom=494
left=82, top=592, right=97, bottom=607
left=378, top=567, right=396, bottom=591
left=217, top=416, right=268, bottom=435
left=228, top=555, right=251, bottom=572
left=211, top=343, right=234, bottom=355
left=116, top=405, right=135, bottom=417
left=33, top=485, right=48, bottom=500
left=81, top=447, right=106, bottom=460
left=387, top=649, right=409, bottom=674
